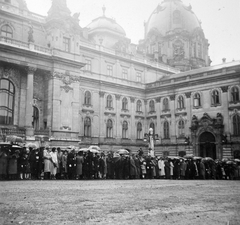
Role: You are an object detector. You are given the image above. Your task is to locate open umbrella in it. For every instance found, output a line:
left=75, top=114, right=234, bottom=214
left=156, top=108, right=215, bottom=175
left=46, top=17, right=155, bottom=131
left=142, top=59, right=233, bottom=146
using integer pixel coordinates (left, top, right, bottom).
left=202, top=157, right=214, bottom=161
left=116, top=149, right=129, bottom=155
left=193, top=156, right=202, bottom=160
left=89, top=149, right=100, bottom=154
left=26, top=142, right=38, bottom=149
left=78, top=148, right=89, bottom=152
left=88, top=145, right=101, bottom=151
left=6, top=135, right=24, bottom=143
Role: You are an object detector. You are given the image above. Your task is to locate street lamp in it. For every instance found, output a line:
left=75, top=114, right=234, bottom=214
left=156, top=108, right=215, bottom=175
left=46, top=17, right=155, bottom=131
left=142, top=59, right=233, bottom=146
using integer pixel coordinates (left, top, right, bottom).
left=143, top=128, right=159, bottom=157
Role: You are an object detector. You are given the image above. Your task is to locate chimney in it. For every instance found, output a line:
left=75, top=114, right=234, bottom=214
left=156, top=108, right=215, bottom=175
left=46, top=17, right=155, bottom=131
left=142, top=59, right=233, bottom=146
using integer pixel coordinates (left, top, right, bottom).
left=222, top=58, right=226, bottom=63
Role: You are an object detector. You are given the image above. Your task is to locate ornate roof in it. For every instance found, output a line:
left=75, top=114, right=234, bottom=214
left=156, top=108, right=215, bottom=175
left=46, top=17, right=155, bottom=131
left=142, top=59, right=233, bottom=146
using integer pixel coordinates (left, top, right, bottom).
left=145, top=0, right=202, bottom=38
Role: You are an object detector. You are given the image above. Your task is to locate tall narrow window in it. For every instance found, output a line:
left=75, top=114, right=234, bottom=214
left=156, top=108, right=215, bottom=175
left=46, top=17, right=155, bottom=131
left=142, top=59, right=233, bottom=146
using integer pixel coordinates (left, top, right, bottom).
left=122, top=121, right=128, bottom=139
left=63, top=37, right=70, bottom=52
left=163, top=98, right=169, bottom=111
left=106, top=119, right=113, bottom=138
left=136, top=72, right=142, bottom=83
left=32, top=106, right=39, bottom=130
left=231, top=86, right=239, bottom=102
left=84, top=91, right=91, bottom=105
left=233, top=114, right=240, bottom=136
left=178, top=120, right=185, bottom=137
left=106, top=95, right=113, bottom=108
left=136, top=100, right=142, bottom=112
left=177, top=95, right=185, bottom=109
left=84, top=117, right=91, bottom=137
left=85, top=59, right=91, bottom=71
left=193, top=93, right=201, bottom=107
left=0, top=79, right=15, bottom=125
left=212, top=90, right=220, bottom=105
left=149, top=100, right=155, bottom=112
left=150, top=122, right=155, bottom=135
left=122, top=68, right=128, bottom=80
left=163, top=121, right=169, bottom=139
left=137, top=122, right=142, bottom=139
left=1, top=24, right=13, bottom=38
left=122, top=97, right=128, bottom=110
left=107, top=65, right=113, bottom=76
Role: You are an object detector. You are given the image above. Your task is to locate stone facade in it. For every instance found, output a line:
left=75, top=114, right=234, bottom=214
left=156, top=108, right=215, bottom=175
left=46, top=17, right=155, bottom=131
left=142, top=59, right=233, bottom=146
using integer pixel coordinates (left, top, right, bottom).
left=0, top=0, right=240, bottom=159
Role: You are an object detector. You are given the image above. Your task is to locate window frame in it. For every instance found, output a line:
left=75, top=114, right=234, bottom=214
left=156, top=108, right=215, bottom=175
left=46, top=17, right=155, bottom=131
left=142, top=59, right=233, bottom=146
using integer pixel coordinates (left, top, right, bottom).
left=233, top=114, right=240, bottom=136
left=106, top=95, right=113, bottom=108
left=106, top=119, right=113, bottom=138
left=84, top=91, right=91, bottom=105
left=137, top=122, right=142, bottom=139
left=63, top=37, right=70, bottom=52
left=122, top=121, right=128, bottom=139
left=84, top=117, right=91, bottom=137
left=136, top=100, right=142, bottom=112
left=1, top=24, right=13, bottom=38
left=122, top=97, right=128, bottom=110
left=163, top=121, right=170, bottom=139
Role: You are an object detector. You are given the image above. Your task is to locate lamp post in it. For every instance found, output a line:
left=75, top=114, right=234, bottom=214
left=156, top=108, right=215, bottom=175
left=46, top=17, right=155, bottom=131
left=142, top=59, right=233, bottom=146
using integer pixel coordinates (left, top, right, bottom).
left=143, top=128, right=159, bottom=157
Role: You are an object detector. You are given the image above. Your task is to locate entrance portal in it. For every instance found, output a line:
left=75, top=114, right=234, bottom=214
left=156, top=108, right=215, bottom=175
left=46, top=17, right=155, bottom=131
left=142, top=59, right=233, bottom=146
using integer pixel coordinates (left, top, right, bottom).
left=199, top=132, right=216, bottom=159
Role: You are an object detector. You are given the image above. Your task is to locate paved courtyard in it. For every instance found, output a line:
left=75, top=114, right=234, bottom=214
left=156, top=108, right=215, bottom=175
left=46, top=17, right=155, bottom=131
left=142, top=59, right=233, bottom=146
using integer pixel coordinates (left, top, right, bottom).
left=0, top=179, right=240, bottom=225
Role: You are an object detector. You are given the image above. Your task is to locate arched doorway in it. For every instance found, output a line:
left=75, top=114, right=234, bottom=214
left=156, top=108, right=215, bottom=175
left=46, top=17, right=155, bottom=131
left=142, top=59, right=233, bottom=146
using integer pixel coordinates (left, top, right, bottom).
left=199, top=132, right=216, bottom=159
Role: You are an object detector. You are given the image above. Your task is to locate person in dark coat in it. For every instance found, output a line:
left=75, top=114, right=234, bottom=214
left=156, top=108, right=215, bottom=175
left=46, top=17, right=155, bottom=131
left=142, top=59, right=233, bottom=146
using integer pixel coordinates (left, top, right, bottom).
left=29, top=148, right=41, bottom=179
left=106, top=152, right=114, bottom=179
left=85, top=151, right=93, bottom=179
left=164, top=158, right=170, bottom=179
left=99, top=153, right=105, bottom=179
left=93, top=153, right=100, bottom=179
left=67, top=150, right=76, bottom=180
left=0, top=147, right=9, bottom=180
left=129, top=155, right=137, bottom=179
left=133, top=154, right=140, bottom=179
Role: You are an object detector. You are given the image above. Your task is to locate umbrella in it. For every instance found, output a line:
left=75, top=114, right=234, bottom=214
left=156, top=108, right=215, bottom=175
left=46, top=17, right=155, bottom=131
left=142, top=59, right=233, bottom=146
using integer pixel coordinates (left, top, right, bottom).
left=193, top=156, right=202, bottom=160
left=88, top=145, right=101, bottom=151
left=234, top=159, right=240, bottom=162
left=26, top=143, right=38, bottom=149
left=226, top=161, right=235, bottom=165
left=202, top=157, right=214, bottom=161
left=116, top=149, right=129, bottom=155
left=184, top=154, right=194, bottom=159
left=78, top=148, right=89, bottom=152
left=89, top=149, right=100, bottom=154
left=6, top=135, right=24, bottom=143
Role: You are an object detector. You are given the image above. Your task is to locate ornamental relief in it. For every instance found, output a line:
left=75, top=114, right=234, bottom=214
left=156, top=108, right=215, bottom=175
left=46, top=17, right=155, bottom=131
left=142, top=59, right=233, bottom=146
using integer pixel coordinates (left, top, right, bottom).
left=0, top=67, right=21, bottom=88
left=53, top=71, right=80, bottom=86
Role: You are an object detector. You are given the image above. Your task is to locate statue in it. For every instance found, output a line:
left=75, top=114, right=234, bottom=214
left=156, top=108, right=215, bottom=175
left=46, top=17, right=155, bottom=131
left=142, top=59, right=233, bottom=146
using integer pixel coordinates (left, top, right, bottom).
left=191, top=115, right=198, bottom=128
left=216, top=113, right=223, bottom=124
left=28, top=23, right=34, bottom=43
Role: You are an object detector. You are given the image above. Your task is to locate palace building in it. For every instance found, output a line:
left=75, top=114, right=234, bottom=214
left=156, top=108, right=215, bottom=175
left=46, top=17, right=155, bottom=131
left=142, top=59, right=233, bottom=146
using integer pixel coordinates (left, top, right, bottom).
left=0, top=0, right=239, bottom=159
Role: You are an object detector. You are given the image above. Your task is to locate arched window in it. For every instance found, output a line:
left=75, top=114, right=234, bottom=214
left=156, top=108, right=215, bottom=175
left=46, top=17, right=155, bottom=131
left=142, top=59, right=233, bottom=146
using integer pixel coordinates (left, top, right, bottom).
left=163, top=98, right=169, bottom=111
left=212, top=90, right=220, bottom=105
left=122, top=97, right=128, bottom=110
left=149, top=100, right=155, bottom=112
left=137, top=122, right=142, bottom=139
left=177, top=95, right=185, bottom=109
left=0, top=79, right=15, bottom=125
left=32, top=106, right=39, bottom=130
left=193, top=93, right=201, bottom=107
left=1, top=24, right=13, bottom=38
left=136, top=100, right=142, bottom=112
left=163, top=121, right=169, bottom=139
left=84, top=117, right=91, bottom=137
left=178, top=120, right=185, bottom=137
left=106, top=95, right=113, bottom=108
left=231, top=86, right=239, bottom=102
left=106, top=119, right=113, bottom=138
left=84, top=91, right=91, bottom=105
left=233, top=114, right=240, bottom=136
left=122, top=121, right=128, bottom=139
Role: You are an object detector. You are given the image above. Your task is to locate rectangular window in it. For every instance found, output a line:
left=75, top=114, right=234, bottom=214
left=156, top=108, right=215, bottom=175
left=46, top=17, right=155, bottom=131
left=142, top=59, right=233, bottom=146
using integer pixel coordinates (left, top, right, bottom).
left=136, top=72, right=142, bottom=83
left=63, top=37, right=70, bottom=52
left=107, top=65, right=113, bottom=76
left=122, top=68, right=128, bottom=80
left=85, top=59, right=92, bottom=71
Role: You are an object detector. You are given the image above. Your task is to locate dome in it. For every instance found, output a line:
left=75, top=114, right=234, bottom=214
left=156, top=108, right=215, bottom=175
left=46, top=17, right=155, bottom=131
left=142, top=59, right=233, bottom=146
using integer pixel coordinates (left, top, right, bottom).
left=87, top=6, right=126, bottom=37
left=145, top=0, right=202, bottom=37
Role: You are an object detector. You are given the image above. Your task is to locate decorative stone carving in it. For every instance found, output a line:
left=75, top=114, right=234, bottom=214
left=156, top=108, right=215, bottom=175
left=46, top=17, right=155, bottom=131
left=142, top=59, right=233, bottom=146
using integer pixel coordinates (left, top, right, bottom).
left=53, top=71, right=80, bottom=85
left=99, top=91, right=105, bottom=98
left=0, top=67, right=21, bottom=88
left=130, top=97, right=135, bottom=103
left=185, top=92, right=191, bottom=98
left=191, top=115, right=199, bottom=130
left=155, top=97, right=161, bottom=103
left=115, top=94, right=121, bottom=100
left=173, top=40, right=185, bottom=61
left=28, top=22, right=34, bottom=43
left=220, top=86, right=228, bottom=93
left=170, top=94, right=175, bottom=101
left=61, top=85, right=73, bottom=93
left=216, top=113, right=223, bottom=125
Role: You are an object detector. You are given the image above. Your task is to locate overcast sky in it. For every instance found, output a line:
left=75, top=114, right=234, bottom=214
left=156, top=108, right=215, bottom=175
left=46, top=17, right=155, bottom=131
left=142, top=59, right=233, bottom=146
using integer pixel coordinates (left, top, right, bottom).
left=25, top=0, right=240, bottom=66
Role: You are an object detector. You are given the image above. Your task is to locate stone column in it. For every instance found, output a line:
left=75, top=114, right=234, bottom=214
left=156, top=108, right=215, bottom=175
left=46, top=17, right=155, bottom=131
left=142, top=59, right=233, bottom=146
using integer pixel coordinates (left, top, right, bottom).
left=25, top=67, right=36, bottom=136
left=170, top=94, right=176, bottom=143
left=130, top=97, right=135, bottom=140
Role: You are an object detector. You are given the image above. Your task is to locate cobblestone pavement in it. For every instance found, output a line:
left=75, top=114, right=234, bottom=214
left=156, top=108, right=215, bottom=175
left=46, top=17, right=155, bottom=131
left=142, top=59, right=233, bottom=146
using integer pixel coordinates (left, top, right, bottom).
left=0, top=179, right=240, bottom=225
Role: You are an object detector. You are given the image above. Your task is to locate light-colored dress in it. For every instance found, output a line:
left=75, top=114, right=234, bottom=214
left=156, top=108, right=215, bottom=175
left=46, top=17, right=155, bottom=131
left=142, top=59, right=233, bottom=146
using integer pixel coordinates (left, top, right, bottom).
left=44, top=150, right=52, bottom=173
left=158, top=159, right=165, bottom=176
left=50, top=151, right=58, bottom=175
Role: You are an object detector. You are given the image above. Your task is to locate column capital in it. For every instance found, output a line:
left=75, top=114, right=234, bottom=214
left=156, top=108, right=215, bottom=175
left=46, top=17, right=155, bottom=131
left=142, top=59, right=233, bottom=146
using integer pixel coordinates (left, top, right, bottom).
left=155, top=97, right=161, bottom=103
left=115, top=94, right=121, bottom=100
left=169, top=94, right=175, bottom=101
left=220, top=86, right=228, bottom=93
left=27, top=66, right=37, bottom=74
left=130, top=97, right=135, bottom=103
left=185, top=92, right=192, bottom=98
left=99, top=91, right=105, bottom=98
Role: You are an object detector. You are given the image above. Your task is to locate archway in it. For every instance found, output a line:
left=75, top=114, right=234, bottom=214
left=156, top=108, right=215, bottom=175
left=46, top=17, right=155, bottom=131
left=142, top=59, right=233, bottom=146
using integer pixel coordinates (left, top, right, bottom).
left=199, top=132, right=216, bottom=159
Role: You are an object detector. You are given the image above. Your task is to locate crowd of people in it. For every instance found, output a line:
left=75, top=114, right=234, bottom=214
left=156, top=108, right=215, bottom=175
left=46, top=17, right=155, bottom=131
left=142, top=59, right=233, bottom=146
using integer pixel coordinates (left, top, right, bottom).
left=0, top=145, right=239, bottom=181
